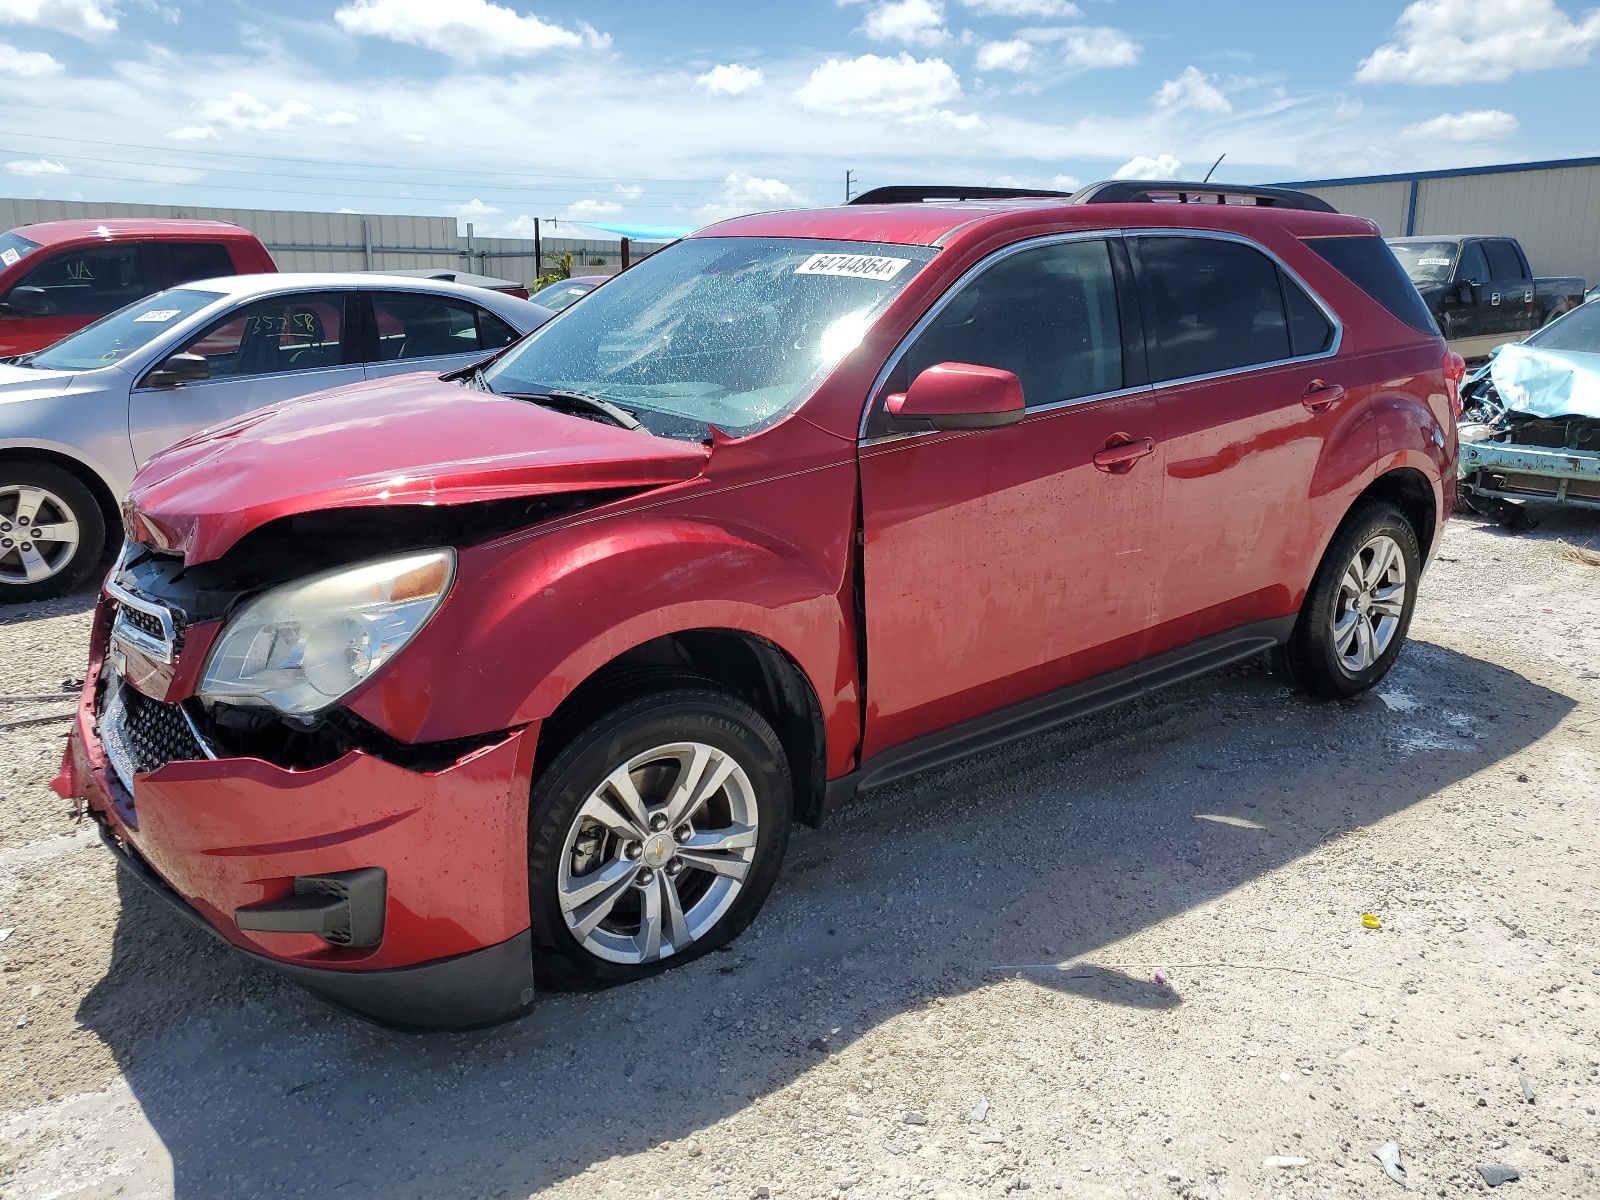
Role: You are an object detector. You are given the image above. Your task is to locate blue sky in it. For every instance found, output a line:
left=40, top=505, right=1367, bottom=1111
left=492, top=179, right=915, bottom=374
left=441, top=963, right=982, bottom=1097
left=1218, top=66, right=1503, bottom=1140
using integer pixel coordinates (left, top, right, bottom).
left=0, top=0, right=1597, bottom=235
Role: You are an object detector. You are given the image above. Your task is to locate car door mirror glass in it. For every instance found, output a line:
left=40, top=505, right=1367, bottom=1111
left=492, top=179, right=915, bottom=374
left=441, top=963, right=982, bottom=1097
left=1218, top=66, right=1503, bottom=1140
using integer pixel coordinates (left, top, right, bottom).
left=142, top=352, right=210, bottom=389
left=887, top=362, right=1024, bottom=430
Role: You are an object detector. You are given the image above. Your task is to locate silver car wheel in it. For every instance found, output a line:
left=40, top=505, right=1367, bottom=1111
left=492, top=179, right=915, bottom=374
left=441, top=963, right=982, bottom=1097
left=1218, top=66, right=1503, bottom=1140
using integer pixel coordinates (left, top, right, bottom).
left=1330, top=533, right=1406, bottom=673
left=0, top=484, right=81, bottom=588
left=556, top=740, right=759, bottom=966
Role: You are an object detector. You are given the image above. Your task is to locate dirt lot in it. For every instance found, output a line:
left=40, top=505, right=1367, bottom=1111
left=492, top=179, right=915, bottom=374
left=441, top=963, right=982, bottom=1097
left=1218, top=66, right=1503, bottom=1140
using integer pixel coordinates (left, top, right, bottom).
left=1, top=510, right=1598, bottom=1200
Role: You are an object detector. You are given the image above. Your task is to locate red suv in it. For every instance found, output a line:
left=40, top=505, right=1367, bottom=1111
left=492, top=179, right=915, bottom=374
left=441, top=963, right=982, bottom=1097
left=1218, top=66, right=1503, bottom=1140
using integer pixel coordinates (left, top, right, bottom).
left=58, top=182, right=1460, bottom=1029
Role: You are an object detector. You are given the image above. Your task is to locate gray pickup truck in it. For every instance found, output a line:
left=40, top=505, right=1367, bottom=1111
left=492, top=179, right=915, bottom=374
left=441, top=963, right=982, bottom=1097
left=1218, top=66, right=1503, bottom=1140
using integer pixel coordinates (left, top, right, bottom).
left=1387, top=235, right=1584, bottom=360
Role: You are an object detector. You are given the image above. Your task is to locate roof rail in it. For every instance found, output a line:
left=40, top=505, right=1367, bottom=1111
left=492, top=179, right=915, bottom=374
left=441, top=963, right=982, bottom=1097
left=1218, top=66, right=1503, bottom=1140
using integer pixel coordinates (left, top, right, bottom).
left=1069, top=180, right=1337, bottom=213
left=848, top=185, right=1072, bottom=205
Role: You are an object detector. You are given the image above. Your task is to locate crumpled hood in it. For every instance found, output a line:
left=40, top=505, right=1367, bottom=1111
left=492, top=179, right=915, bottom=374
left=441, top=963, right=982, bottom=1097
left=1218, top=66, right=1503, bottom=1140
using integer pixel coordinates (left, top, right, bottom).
left=126, top=372, right=711, bottom=564
left=1486, top=343, right=1600, bottom=420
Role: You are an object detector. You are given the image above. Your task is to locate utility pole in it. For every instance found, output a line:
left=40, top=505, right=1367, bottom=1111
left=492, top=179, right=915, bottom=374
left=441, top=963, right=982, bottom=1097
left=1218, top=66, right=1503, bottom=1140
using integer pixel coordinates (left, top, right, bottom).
left=845, top=169, right=857, bottom=203
left=534, top=217, right=542, bottom=280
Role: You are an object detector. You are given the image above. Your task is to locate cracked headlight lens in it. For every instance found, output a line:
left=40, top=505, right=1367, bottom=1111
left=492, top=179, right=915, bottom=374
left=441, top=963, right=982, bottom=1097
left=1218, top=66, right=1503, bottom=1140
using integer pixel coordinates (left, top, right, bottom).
left=198, top=549, right=455, bottom=716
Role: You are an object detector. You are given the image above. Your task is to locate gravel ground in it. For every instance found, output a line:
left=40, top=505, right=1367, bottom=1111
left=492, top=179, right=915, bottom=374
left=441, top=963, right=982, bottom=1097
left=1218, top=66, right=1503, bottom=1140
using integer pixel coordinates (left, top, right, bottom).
left=1, top=510, right=1598, bottom=1200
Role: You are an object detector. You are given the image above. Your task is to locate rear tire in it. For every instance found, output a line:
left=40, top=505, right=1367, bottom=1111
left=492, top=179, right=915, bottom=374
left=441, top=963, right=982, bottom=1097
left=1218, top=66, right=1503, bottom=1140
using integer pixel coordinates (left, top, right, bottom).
left=1281, top=502, right=1420, bottom=700
left=526, top=688, right=792, bottom=991
left=0, top=462, right=105, bottom=604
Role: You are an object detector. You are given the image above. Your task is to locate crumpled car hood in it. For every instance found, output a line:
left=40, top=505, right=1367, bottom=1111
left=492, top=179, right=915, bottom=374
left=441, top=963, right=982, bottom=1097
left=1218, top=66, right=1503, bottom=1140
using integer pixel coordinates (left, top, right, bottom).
left=126, top=372, right=711, bottom=565
left=1486, top=343, right=1600, bottom=420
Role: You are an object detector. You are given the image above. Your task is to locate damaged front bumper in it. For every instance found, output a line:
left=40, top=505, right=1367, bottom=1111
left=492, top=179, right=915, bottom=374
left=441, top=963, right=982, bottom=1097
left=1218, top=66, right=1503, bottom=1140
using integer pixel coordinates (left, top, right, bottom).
left=58, top=637, right=542, bottom=1031
left=1458, top=436, right=1600, bottom=510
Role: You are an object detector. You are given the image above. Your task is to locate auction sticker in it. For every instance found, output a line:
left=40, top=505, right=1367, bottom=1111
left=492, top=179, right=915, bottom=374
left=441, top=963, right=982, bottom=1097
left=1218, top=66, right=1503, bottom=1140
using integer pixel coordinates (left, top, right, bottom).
left=133, top=309, right=183, bottom=322
left=0, top=248, right=18, bottom=267
left=1418, top=258, right=1452, bottom=266
left=796, top=253, right=910, bottom=281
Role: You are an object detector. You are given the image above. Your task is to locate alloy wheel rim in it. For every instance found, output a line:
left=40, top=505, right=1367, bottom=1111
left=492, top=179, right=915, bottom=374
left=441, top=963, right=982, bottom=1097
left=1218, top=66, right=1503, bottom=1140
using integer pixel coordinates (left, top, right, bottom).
left=0, top=485, right=80, bottom=588
left=557, top=741, right=759, bottom=965
left=1331, top=533, right=1406, bottom=674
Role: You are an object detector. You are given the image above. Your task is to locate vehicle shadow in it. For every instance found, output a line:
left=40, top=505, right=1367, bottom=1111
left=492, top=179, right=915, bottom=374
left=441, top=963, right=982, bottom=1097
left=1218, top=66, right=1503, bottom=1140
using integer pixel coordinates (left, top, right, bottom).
left=73, top=640, right=1572, bottom=1199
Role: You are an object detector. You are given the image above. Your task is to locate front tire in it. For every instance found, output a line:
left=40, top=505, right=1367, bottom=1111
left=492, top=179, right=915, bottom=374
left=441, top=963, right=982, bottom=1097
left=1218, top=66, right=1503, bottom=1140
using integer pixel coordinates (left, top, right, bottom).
left=527, top=688, right=792, bottom=990
left=0, top=462, right=105, bottom=603
left=1282, top=502, right=1420, bottom=699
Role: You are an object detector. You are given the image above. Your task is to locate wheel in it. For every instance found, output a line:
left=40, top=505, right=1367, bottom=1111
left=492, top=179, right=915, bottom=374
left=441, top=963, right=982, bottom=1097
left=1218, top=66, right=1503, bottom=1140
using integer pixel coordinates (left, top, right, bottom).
left=1281, top=503, right=1420, bottom=700
left=526, top=688, right=792, bottom=989
left=0, top=462, right=106, bottom=603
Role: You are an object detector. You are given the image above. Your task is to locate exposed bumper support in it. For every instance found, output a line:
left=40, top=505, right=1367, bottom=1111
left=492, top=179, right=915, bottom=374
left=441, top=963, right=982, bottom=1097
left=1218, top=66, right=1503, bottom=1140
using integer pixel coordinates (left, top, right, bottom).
left=101, top=826, right=537, bottom=1031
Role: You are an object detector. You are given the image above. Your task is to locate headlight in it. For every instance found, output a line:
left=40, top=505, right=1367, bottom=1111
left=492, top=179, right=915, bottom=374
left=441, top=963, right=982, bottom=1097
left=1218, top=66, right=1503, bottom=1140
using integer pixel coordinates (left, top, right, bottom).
left=198, top=549, right=455, bottom=716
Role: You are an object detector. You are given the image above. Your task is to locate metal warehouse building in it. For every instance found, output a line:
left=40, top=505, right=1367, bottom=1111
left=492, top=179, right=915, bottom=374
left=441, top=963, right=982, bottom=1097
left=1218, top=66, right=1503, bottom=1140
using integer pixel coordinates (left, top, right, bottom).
left=1278, top=156, right=1600, bottom=292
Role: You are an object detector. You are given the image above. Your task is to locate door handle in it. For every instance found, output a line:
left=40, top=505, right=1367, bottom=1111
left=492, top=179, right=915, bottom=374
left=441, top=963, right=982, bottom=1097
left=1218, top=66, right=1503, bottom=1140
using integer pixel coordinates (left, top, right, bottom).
left=1302, top=380, right=1346, bottom=413
left=1093, top=434, right=1156, bottom=473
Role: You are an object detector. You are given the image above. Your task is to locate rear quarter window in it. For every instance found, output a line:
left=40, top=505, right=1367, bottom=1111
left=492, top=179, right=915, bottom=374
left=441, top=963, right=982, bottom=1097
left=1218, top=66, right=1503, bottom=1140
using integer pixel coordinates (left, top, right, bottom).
left=1303, top=237, right=1440, bottom=337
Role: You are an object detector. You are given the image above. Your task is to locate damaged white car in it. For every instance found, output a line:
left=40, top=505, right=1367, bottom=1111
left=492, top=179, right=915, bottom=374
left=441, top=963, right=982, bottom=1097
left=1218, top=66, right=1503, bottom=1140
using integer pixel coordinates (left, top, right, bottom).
left=1458, top=301, right=1600, bottom=516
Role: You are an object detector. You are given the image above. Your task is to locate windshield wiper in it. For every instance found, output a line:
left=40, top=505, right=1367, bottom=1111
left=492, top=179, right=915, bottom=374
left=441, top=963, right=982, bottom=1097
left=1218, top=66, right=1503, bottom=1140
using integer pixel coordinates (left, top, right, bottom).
left=502, top=389, right=645, bottom=432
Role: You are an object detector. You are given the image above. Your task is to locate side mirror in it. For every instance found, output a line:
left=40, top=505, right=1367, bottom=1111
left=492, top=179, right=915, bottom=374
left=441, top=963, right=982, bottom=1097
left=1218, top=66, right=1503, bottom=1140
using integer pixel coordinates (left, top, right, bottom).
left=0, top=286, right=51, bottom=318
left=885, top=362, right=1025, bottom=430
left=1455, top=281, right=1478, bottom=305
left=141, top=352, right=210, bottom=389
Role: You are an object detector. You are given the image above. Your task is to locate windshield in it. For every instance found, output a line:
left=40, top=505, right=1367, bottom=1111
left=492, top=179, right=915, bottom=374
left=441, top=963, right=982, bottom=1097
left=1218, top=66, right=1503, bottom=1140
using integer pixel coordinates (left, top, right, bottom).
left=1387, top=240, right=1459, bottom=286
left=29, top=288, right=224, bottom=371
left=1525, top=300, right=1600, bottom=354
left=535, top=282, right=594, bottom=313
left=0, top=231, right=40, bottom=272
left=483, top=237, right=936, bottom=438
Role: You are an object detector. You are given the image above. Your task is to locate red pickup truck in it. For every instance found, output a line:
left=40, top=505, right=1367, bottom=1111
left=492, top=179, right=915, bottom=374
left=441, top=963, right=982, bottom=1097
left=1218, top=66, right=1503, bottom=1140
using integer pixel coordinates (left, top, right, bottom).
left=0, top=218, right=275, bottom=356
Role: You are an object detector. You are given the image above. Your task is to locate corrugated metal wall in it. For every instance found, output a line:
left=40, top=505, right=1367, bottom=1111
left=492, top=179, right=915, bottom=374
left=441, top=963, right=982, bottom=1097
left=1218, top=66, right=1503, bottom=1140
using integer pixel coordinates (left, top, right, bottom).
left=0, top=197, right=652, bottom=288
left=1292, top=162, right=1600, bottom=288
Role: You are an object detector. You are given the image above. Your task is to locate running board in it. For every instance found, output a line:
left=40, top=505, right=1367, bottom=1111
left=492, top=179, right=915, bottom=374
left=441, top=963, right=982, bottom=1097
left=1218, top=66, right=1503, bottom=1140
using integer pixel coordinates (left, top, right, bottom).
left=819, top=616, right=1293, bottom=820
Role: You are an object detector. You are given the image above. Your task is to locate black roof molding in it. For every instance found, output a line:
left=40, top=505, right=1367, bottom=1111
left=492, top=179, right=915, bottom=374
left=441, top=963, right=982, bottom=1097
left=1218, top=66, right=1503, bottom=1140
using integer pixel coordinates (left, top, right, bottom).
left=1069, top=180, right=1338, bottom=213
left=848, top=185, right=1072, bottom=205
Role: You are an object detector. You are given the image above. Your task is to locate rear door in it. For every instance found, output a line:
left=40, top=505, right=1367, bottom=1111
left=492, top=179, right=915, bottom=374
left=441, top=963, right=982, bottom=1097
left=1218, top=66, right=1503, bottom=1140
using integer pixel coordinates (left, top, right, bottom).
left=128, top=290, right=362, bottom=464
left=360, top=290, right=521, bottom=380
left=1129, top=233, right=1354, bottom=655
left=857, top=234, right=1164, bottom=758
left=1482, top=238, right=1534, bottom=339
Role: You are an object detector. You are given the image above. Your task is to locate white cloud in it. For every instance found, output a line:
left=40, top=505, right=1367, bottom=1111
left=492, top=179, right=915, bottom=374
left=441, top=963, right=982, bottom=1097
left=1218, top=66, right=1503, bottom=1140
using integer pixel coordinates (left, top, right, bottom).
left=976, top=38, right=1037, bottom=71
left=797, top=52, right=962, bottom=117
left=166, top=124, right=219, bottom=140
left=1153, top=66, right=1231, bottom=113
left=960, top=0, right=1080, bottom=15
left=1400, top=108, right=1520, bottom=140
left=198, top=91, right=359, bottom=131
left=0, top=0, right=115, bottom=38
left=1114, top=154, right=1184, bottom=179
left=696, top=63, right=764, bottom=96
left=0, top=41, right=60, bottom=75
left=1063, top=27, right=1140, bottom=69
left=565, top=197, right=624, bottom=219
left=6, top=158, right=69, bottom=175
left=1357, top=0, right=1600, bottom=85
left=333, top=0, right=608, bottom=61
left=449, top=198, right=502, bottom=217
left=1051, top=173, right=1080, bottom=190
left=862, top=0, right=949, bottom=48
left=697, top=172, right=811, bottom=222
left=614, top=183, right=644, bottom=200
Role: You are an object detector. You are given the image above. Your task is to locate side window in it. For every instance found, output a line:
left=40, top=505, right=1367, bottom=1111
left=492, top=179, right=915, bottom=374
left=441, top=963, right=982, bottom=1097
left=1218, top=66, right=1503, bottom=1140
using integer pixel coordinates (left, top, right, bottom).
left=1483, top=240, right=1525, bottom=281
left=477, top=307, right=518, bottom=350
left=177, top=293, right=347, bottom=379
left=1134, top=236, right=1290, bottom=382
left=7, top=242, right=163, bottom=318
left=1456, top=242, right=1490, bottom=285
left=883, top=238, right=1123, bottom=412
left=165, top=242, right=236, bottom=288
left=370, top=292, right=492, bottom=360
left=1282, top=273, right=1334, bottom=357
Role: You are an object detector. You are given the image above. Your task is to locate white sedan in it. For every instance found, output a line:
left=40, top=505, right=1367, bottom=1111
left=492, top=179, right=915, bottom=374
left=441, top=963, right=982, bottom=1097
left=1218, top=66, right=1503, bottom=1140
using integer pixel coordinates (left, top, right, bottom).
left=0, top=273, right=552, bottom=601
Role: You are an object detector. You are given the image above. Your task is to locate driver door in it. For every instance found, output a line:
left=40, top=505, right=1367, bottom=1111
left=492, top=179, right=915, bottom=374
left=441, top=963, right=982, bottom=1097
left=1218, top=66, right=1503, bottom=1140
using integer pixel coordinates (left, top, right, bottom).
left=128, top=291, right=362, bottom=465
left=857, top=235, right=1165, bottom=759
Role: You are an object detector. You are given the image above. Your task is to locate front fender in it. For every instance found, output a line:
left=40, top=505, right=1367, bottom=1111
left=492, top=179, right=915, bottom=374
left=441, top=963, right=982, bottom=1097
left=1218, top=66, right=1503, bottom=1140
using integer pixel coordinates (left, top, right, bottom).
left=346, top=474, right=859, bottom=758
